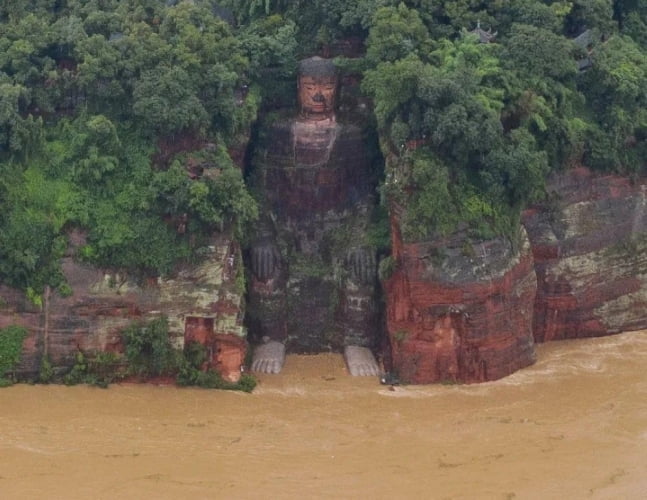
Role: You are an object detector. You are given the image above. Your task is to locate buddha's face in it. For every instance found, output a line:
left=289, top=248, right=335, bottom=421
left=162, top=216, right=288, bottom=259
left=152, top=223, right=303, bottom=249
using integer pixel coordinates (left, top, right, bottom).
left=298, top=74, right=337, bottom=119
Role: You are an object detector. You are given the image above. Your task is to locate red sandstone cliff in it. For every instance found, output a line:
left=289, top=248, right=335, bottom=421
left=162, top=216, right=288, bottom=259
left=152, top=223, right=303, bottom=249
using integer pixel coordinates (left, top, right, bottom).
left=0, top=232, right=247, bottom=383
left=5, top=163, right=647, bottom=385
left=523, top=167, right=647, bottom=342
left=384, top=216, right=537, bottom=384
left=383, top=167, right=647, bottom=384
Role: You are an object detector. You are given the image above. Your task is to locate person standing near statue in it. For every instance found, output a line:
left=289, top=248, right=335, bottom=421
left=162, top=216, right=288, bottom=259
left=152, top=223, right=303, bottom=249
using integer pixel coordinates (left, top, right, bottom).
left=246, top=56, right=381, bottom=376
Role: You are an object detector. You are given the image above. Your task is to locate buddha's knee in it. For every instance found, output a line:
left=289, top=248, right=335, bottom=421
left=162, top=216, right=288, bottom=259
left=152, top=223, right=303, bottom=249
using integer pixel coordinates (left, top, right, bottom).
left=250, top=240, right=282, bottom=282
left=345, top=247, right=377, bottom=286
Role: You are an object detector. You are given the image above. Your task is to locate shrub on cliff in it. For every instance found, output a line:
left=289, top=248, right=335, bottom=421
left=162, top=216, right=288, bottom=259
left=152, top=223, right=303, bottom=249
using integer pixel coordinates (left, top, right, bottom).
left=360, top=2, right=645, bottom=241
left=62, top=351, right=123, bottom=388
left=1, top=0, right=646, bottom=291
left=0, top=325, right=27, bottom=387
left=122, top=318, right=257, bottom=392
left=121, top=317, right=180, bottom=377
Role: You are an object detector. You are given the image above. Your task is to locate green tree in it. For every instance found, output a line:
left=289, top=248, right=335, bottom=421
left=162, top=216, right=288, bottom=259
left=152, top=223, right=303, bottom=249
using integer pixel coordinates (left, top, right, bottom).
left=365, top=4, right=431, bottom=65
left=133, top=66, right=208, bottom=136
left=0, top=80, right=42, bottom=158
left=580, top=34, right=647, bottom=171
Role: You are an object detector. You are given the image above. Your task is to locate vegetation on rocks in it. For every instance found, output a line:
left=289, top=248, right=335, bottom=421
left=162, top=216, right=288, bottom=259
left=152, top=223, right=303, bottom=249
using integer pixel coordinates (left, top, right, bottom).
left=1, top=0, right=645, bottom=276
left=18, top=317, right=257, bottom=391
left=0, top=0, right=260, bottom=299
left=0, top=325, right=27, bottom=386
left=62, top=351, right=121, bottom=388
left=177, top=340, right=256, bottom=392
left=121, top=316, right=256, bottom=392
left=0, top=1, right=645, bottom=380
left=358, top=1, right=646, bottom=241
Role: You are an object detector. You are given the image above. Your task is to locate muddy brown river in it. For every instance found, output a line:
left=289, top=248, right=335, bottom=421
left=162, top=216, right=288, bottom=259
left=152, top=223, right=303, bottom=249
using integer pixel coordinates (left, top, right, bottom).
left=1, top=331, right=646, bottom=499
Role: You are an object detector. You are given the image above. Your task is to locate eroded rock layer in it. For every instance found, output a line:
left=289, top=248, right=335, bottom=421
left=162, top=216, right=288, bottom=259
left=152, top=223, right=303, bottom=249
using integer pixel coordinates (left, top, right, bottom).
left=4, top=161, right=647, bottom=385
left=384, top=216, right=537, bottom=384
left=0, top=233, right=246, bottom=382
left=523, top=167, right=647, bottom=342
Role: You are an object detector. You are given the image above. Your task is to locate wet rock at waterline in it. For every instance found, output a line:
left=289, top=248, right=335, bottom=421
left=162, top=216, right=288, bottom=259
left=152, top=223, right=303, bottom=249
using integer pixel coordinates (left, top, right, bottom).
left=384, top=218, right=537, bottom=384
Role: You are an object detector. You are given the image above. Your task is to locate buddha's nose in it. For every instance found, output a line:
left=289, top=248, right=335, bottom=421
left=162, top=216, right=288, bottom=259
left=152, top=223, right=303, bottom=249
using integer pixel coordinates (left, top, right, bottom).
left=313, top=93, right=325, bottom=103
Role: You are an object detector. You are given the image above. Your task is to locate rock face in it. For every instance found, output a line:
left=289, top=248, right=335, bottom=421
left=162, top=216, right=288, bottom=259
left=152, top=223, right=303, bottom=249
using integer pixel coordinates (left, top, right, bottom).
left=0, top=233, right=247, bottom=382
left=523, top=167, right=647, bottom=342
left=383, top=166, right=647, bottom=384
left=384, top=216, right=537, bottom=384
left=245, top=116, right=381, bottom=353
left=4, top=157, right=645, bottom=385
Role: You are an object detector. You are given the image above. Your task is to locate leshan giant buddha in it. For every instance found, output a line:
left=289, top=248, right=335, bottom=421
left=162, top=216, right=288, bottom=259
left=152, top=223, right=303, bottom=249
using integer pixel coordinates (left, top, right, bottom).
left=246, top=56, right=382, bottom=376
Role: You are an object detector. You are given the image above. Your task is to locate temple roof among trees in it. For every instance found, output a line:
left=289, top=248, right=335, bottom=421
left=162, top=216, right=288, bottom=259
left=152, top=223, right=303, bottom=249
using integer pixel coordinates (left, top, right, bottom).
left=470, top=21, right=497, bottom=43
left=573, top=30, right=594, bottom=70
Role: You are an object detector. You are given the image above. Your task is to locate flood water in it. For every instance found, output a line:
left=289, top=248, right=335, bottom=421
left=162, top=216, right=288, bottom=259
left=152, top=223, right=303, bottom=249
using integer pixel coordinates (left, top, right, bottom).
left=1, top=331, right=646, bottom=499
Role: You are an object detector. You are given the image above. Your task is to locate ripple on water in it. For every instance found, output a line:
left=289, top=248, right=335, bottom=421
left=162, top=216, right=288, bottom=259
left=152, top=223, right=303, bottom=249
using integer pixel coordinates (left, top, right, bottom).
left=251, top=331, right=647, bottom=398
left=252, top=386, right=308, bottom=397
left=372, top=330, right=647, bottom=393
left=376, top=386, right=444, bottom=398
left=503, top=330, right=647, bottom=383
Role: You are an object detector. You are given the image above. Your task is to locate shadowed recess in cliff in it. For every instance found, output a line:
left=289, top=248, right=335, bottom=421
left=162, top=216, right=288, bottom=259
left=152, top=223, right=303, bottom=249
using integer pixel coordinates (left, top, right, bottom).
left=243, top=56, right=385, bottom=376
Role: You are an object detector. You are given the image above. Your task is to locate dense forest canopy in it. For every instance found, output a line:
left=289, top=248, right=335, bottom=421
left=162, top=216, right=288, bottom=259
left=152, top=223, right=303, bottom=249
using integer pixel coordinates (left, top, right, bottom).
left=1, top=1, right=646, bottom=297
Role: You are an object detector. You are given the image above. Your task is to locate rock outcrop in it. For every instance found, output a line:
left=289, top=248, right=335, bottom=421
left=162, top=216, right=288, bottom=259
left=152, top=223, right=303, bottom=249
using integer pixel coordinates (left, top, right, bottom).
left=383, top=217, right=537, bottom=384
left=0, top=232, right=247, bottom=382
left=523, top=167, right=647, bottom=342
left=381, top=166, right=647, bottom=384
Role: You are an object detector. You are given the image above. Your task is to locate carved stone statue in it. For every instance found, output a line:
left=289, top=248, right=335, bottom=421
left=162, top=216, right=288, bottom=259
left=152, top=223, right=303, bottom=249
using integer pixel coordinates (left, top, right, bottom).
left=297, top=56, right=338, bottom=120
left=246, top=56, right=381, bottom=377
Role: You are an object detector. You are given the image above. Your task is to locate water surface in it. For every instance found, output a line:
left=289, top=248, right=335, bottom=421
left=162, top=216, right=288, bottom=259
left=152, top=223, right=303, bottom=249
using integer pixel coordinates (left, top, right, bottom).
left=1, top=331, right=646, bottom=499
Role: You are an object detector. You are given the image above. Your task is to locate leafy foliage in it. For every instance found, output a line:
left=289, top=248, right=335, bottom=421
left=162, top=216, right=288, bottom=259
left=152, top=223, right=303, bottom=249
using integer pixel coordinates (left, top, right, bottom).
left=0, top=325, right=27, bottom=386
left=26, top=318, right=257, bottom=391
left=177, top=341, right=256, bottom=392
left=1, top=0, right=646, bottom=285
left=122, top=318, right=256, bottom=392
left=0, top=1, right=259, bottom=293
left=62, top=351, right=121, bottom=388
left=360, top=1, right=644, bottom=241
left=121, top=316, right=179, bottom=377
left=578, top=35, right=647, bottom=171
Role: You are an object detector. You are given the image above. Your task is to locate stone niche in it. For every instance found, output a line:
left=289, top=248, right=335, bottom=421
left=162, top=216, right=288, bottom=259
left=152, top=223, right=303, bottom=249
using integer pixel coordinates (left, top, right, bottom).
left=0, top=232, right=247, bottom=383
left=245, top=113, right=381, bottom=354
left=384, top=215, right=537, bottom=384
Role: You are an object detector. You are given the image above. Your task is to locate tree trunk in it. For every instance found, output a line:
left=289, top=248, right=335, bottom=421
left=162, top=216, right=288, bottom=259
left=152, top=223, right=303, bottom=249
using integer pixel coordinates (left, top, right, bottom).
left=43, top=285, right=51, bottom=359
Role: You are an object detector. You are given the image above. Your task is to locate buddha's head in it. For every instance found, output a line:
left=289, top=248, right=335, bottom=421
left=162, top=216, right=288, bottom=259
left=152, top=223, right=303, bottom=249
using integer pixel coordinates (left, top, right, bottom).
left=297, top=56, right=338, bottom=120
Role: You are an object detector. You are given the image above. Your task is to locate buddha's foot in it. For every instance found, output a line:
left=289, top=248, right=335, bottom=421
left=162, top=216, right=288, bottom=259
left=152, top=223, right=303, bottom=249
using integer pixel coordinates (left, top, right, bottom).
left=251, top=340, right=285, bottom=374
left=344, top=345, right=380, bottom=376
